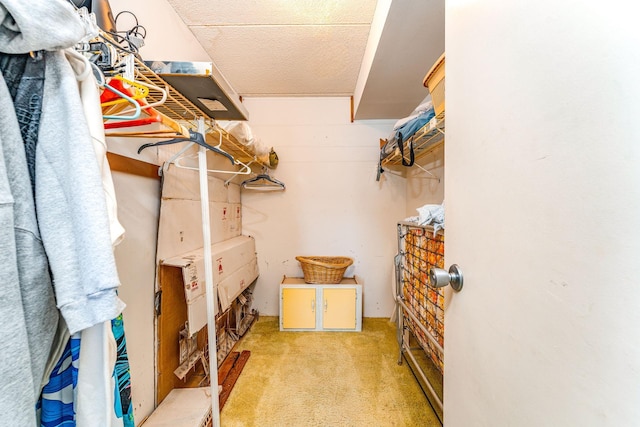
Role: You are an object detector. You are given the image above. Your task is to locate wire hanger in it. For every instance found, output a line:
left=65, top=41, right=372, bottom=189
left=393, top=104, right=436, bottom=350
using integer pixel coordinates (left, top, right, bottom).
left=241, top=168, right=286, bottom=191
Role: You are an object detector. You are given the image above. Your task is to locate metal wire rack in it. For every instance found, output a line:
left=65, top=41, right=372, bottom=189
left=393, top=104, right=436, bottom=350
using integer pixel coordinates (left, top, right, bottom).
left=381, top=111, right=445, bottom=168
left=395, top=221, right=444, bottom=421
left=133, top=58, right=268, bottom=166
left=397, top=222, right=445, bottom=371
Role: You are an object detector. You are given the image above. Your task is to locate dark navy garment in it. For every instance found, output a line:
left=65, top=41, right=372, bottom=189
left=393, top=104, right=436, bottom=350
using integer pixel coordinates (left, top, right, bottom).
left=0, top=52, right=46, bottom=193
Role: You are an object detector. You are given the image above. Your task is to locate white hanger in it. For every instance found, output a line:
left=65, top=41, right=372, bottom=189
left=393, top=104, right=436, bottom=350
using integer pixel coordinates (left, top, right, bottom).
left=173, top=152, right=252, bottom=176
left=161, top=118, right=252, bottom=176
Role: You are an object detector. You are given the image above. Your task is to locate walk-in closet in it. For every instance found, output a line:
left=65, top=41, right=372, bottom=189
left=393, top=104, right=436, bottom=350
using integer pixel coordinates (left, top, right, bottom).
left=2, top=0, right=639, bottom=426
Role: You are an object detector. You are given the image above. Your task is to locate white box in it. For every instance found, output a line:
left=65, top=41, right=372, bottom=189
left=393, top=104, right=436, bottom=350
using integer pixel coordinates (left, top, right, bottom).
left=157, top=200, right=242, bottom=259
left=142, top=388, right=211, bottom=427
left=162, top=235, right=258, bottom=335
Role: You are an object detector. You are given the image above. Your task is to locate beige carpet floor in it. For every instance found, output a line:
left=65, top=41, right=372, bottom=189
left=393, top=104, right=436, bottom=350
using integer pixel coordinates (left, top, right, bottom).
left=221, top=317, right=441, bottom=426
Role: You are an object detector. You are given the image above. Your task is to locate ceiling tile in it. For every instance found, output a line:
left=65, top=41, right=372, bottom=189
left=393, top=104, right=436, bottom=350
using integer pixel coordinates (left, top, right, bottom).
left=191, top=25, right=370, bottom=95
left=167, top=0, right=377, bottom=26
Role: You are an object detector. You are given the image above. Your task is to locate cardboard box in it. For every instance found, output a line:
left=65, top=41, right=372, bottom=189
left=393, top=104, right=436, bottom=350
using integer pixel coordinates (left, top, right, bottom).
left=156, top=200, right=242, bottom=259
left=161, top=165, right=231, bottom=203
left=162, top=235, right=258, bottom=335
left=216, top=258, right=258, bottom=311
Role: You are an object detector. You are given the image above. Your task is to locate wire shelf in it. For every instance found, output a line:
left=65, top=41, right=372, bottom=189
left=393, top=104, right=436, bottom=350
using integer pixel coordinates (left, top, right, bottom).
left=381, top=111, right=445, bottom=168
left=133, top=58, right=268, bottom=167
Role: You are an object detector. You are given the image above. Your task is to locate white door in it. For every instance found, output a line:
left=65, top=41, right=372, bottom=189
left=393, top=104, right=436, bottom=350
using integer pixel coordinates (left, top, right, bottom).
left=444, top=1, right=640, bottom=426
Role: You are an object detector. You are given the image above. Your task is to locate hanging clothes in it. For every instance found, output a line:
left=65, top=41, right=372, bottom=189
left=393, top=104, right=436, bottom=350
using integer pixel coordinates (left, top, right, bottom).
left=112, top=314, right=135, bottom=427
left=36, top=48, right=126, bottom=333
left=65, top=48, right=125, bottom=247
left=0, top=63, right=58, bottom=427
left=0, top=52, right=44, bottom=192
left=0, top=1, right=132, bottom=425
left=66, top=48, right=127, bottom=427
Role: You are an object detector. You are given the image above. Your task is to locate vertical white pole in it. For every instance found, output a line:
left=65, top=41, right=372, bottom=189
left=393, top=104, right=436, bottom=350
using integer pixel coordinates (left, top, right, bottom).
left=196, top=118, right=221, bottom=426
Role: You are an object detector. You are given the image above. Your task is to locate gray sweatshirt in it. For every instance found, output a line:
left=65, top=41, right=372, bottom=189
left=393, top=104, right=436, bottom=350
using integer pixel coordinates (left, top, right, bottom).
left=0, top=73, right=58, bottom=427
left=38, top=50, right=126, bottom=334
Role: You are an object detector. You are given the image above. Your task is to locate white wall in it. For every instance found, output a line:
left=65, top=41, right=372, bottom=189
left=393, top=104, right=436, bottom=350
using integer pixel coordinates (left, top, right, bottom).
left=109, top=0, right=211, bottom=62
left=445, top=0, right=640, bottom=425
left=112, top=172, right=161, bottom=423
left=406, top=144, right=444, bottom=216
left=241, top=97, right=402, bottom=317
left=353, top=0, right=392, bottom=114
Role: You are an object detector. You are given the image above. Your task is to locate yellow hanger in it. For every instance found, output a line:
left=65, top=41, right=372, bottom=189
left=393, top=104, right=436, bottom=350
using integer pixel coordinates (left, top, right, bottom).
left=100, top=75, right=149, bottom=107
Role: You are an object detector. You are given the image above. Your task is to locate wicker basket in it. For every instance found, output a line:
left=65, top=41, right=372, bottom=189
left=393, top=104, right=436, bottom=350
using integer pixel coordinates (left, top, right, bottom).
left=295, top=256, right=354, bottom=284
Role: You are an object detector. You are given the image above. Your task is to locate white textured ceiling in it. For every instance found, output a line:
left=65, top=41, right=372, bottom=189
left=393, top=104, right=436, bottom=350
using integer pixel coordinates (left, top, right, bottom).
left=166, top=0, right=377, bottom=96
left=165, top=0, right=444, bottom=118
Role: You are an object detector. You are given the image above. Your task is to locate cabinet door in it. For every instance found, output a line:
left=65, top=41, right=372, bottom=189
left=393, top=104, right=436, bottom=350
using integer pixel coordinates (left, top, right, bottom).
left=282, top=288, right=316, bottom=329
left=322, top=288, right=357, bottom=330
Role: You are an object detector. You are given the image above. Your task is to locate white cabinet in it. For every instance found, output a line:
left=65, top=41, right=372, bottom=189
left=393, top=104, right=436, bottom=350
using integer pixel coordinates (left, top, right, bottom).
left=279, top=277, right=362, bottom=332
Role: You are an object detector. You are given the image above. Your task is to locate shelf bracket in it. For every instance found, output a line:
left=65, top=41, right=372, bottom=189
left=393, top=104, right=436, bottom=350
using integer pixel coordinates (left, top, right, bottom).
left=412, top=163, right=440, bottom=182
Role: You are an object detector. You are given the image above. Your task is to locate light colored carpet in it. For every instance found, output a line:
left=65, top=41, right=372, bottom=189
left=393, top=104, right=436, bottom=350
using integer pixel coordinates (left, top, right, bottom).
left=221, top=317, right=441, bottom=426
